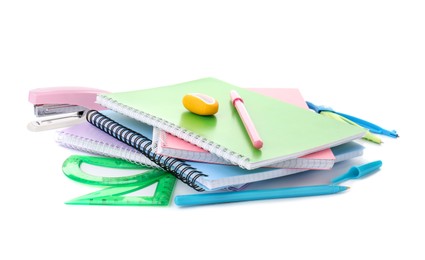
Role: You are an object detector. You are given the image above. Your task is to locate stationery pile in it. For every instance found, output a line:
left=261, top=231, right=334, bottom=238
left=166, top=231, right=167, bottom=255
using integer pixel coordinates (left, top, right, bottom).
left=29, top=78, right=397, bottom=206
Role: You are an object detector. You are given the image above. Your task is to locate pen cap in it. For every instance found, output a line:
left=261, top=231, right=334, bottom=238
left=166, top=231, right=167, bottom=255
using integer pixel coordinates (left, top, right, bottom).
left=331, top=160, right=382, bottom=184
left=230, top=90, right=243, bottom=105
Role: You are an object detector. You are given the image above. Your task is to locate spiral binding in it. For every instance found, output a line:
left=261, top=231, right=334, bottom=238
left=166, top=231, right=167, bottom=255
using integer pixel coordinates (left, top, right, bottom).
left=86, top=110, right=207, bottom=191
left=156, top=129, right=334, bottom=169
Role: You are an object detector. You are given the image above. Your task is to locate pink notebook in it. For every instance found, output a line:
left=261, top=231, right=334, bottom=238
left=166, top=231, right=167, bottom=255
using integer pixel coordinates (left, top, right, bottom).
left=153, top=88, right=336, bottom=169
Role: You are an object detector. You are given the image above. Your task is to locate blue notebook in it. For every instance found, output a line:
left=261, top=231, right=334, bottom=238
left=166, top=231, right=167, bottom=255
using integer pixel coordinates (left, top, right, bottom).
left=58, top=111, right=364, bottom=191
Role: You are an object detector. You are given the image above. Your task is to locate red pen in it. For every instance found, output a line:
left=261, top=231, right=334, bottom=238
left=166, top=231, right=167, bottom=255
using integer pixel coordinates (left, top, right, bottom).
left=230, top=90, right=263, bottom=149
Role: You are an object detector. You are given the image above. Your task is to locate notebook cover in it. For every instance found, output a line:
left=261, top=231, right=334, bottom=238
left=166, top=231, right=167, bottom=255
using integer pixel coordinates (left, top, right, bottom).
left=56, top=110, right=158, bottom=168
left=98, top=78, right=365, bottom=169
left=155, top=88, right=335, bottom=168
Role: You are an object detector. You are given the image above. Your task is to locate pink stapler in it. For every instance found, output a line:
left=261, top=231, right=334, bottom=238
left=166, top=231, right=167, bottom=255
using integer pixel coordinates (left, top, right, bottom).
left=28, top=87, right=109, bottom=131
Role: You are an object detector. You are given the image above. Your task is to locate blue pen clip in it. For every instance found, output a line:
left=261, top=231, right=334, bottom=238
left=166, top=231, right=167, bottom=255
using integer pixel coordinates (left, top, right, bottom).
left=306, top=101, right=333, bottom=113
left=307, top=101, right=398, bottom=138
left=331, top=160, right=382, bottom=184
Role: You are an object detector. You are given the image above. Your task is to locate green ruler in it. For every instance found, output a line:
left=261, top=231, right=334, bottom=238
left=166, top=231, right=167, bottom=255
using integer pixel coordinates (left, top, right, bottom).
left=62, top=155, right=176, bottom=206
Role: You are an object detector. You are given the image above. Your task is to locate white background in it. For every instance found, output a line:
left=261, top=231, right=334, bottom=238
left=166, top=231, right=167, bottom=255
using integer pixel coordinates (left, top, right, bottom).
left=1, top=1, right=423, bottom=259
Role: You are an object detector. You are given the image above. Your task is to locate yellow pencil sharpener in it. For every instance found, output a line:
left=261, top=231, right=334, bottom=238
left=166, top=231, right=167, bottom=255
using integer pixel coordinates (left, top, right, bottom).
left=182, top=93, right=219, bottom=116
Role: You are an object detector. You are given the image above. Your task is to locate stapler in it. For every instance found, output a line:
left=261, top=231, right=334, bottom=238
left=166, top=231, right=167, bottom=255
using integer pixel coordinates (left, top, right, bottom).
left=28, top=87, right=108, bottom=131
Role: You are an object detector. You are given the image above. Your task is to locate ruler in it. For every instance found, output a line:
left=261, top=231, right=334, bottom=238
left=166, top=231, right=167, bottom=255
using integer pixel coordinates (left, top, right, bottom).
left=62, top=155, right=176, bottom=206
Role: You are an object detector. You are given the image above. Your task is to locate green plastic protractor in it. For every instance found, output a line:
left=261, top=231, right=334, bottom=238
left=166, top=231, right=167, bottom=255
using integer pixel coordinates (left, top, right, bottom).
left=63, top=155, right=160, bottom=186
left=62, top=155, right=176, bottom=206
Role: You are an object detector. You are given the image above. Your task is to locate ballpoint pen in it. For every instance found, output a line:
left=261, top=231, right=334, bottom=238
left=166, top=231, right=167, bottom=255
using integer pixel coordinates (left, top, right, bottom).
left=174, top=185, right=348, bottom=207
left=331, top=160, right=382, bottom=184
left=174, top=160, right=382, bottom=207
left=307, top=101, right=398, bottom=143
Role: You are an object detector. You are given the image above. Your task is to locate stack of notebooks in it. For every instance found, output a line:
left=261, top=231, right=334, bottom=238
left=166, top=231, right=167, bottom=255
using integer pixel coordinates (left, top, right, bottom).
left=57, top=78, right=366, bottom=191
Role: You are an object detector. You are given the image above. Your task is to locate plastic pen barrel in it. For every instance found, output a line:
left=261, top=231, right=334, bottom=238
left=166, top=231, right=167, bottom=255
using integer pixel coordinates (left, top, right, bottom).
left=175, top=185, right=348, bottom=206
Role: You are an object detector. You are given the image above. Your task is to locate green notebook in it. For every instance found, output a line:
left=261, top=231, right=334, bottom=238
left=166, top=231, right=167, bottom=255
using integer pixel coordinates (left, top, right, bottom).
left=97, top=78, right=365, bottom=170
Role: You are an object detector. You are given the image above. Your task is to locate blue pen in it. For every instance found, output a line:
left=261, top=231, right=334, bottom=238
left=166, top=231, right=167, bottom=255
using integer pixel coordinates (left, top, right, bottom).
left=174, top=185, right=348, bottom=207
left=307, top=101, right=398, bottom=138
left=175, top=161, right=382, bottom=207
left=331, top=160, right=382, bottom=184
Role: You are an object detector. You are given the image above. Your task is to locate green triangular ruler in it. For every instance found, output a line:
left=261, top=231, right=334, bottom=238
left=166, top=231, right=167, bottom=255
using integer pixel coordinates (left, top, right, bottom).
left=63, top=155, right=176, bottom=206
